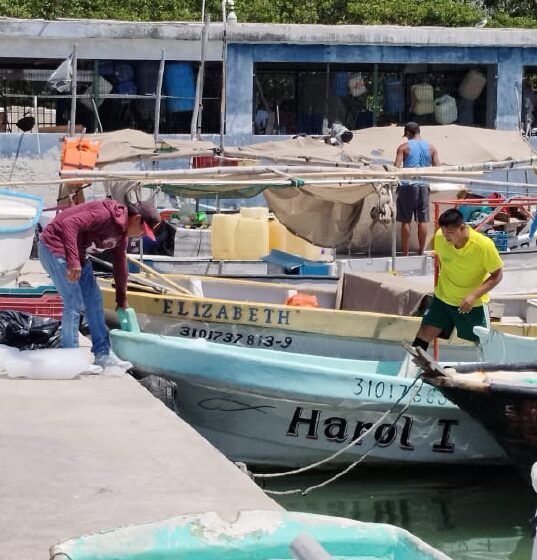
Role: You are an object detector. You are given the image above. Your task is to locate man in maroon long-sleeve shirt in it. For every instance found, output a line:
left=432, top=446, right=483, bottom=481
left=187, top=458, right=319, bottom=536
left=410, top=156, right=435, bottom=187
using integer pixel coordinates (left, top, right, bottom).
left=39, top=198, right=159, bottom=369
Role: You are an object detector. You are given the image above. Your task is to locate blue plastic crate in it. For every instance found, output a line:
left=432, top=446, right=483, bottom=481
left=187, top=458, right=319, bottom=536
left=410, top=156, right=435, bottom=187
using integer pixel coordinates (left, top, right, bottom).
left=487, top=230, right=508, bottom=252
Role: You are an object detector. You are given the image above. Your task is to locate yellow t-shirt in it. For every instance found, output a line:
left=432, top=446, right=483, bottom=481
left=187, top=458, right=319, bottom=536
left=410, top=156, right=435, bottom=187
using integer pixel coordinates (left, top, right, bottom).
left=434, top=227, right=503, bottom=307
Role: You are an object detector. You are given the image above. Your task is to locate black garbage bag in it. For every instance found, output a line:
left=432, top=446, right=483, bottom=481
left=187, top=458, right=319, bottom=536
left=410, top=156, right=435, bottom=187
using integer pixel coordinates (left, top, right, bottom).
left=0, top=310, right=62, bottom=350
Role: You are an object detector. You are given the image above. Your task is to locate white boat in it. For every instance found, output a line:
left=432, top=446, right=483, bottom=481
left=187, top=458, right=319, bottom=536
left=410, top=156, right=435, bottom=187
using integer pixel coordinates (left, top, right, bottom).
left=130, top=248, right=537, bottom=294
left=0, top=189, right=43, bottom=287
left=110, top=309, right=507, bottom=468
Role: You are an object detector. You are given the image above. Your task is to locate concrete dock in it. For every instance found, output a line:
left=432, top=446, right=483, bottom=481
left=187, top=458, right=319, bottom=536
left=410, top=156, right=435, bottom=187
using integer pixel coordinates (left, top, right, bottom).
left=0, top=374, right=281, bottom=559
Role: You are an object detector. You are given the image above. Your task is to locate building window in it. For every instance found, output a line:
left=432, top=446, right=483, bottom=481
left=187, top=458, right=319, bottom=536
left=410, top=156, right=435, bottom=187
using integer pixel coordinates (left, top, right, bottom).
left=253, top=63, right=496, bottom=135
left=0, top=58, right=221, bottom=134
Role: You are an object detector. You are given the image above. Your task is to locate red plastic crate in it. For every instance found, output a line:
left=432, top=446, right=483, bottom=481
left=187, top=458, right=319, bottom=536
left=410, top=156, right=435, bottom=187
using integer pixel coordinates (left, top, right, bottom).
left=0, top=294, right=63, bottom=319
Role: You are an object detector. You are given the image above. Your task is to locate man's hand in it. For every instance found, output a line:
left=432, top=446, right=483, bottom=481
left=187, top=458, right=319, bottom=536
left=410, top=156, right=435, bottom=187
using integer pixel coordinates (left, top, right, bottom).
left=67, top=267, right=81, bottom=282
left=458, top=294, right=476, bottom=314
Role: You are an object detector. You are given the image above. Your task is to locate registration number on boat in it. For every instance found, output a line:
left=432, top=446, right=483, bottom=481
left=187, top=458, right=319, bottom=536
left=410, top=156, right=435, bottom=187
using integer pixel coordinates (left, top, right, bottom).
left=178, top=326, right=293, bottom=348
left=354, top=377, right=449, bottom=406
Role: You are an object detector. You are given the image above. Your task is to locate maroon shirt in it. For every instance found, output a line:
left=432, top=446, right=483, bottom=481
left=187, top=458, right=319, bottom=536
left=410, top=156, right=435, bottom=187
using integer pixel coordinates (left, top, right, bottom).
left=41, top=199, right=129, bottom=307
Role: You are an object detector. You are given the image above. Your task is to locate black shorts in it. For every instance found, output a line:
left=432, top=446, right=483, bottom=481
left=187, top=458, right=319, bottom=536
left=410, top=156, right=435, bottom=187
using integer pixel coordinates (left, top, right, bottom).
left=396, top=182, right=430, bottom=223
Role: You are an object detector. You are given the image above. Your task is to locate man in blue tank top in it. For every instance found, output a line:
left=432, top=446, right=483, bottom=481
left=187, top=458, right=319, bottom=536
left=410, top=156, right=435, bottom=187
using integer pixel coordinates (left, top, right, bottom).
left=394, top=122, right=440, bottom=255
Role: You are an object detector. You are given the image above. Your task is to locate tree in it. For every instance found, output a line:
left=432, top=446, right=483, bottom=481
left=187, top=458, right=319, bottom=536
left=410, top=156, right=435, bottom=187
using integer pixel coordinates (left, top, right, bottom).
left=0, top=0, right=534, bottom=27
left=345, top=0, right=485, bottom=26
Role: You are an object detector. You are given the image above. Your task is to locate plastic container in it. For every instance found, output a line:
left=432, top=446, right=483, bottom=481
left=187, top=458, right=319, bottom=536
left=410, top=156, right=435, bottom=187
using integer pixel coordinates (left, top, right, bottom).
left=410, top=83, right=434, bottom=116
left=333, top=71, right=349, bottom=96
left=115, top=80, right=137, bottom=94
left=434, top=95, right=458, bottom=124
left=487, top=230, right=508, bottom=252
left=459, top=69, right=487, bottom=101
left=286, top=231, right=327, bottom=261
left=114, top=63, right=135, bottom=83
left=384, top=79, right=404, bottom=113
left=239, top=207, right=269, bottom=220
left=211, top=214, right=239, bottom=259
left=0, top=294, right=63, bottom=319
left=234, top=218, right=269, bottom=260
left=164, top=62, right=196, bottom=113
left=268, top=219, right=287, bottom=252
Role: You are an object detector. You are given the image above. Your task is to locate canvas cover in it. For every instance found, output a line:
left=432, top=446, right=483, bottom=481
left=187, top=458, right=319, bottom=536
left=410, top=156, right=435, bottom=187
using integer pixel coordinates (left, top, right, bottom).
left=336, top=271, right=433, bottom=316
left=88, top=126, right=535, bottom=248
left=226, top=124, right=535, bottom=166
left=93, top=125, right=535, bottom=168
left=94, top=129, right=216, bottom=166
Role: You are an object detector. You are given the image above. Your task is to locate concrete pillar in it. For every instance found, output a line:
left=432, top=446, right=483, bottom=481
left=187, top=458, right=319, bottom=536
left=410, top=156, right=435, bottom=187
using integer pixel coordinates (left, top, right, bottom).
left=225, top=46, right=254, bottom=136
left=496, top=49, right=523, bottom=130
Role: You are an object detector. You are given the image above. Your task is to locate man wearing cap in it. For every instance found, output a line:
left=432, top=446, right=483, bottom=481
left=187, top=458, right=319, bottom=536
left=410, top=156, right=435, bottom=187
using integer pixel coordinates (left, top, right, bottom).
left=39, top=198, right=160, bottom=369
left=394, top=122, right=440, bottom=256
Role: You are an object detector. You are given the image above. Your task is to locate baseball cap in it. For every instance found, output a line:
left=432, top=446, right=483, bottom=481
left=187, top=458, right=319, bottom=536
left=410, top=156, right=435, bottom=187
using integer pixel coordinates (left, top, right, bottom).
left=129, top=200, right=161, bottom=241
left=403, top=122, right=420, bottom=137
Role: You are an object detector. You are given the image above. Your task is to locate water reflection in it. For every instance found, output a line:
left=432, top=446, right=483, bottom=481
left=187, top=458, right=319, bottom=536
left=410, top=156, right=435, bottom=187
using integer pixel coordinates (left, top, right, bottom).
left=264, top=467, right=534, bottom=560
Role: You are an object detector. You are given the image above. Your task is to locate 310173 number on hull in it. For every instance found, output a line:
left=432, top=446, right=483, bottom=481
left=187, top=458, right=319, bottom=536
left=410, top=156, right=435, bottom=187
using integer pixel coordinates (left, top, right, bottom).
left=177, top=325, right=293, bottom=348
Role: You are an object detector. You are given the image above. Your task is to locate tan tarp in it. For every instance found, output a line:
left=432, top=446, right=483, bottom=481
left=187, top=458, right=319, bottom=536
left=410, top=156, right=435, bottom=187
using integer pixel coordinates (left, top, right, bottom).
left=225, top=136, right=370, bottom=166
left=264, top=183, right=380, bottom=246
left=340, top=124, right=535, bottom=165
left=87, top=126, right=535, bottom=249
left=94, top=125, right=534, bottom=168
left=94, top=129, right=216, bottom=167
left=227, top=124, right=535, bottom=166
left=93, top=129, right=159, bottom=166
left=336, top=271, right=433, bottom=316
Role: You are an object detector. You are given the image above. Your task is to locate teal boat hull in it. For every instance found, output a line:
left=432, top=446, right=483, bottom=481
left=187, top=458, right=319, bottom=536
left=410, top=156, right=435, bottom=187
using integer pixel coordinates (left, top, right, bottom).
left=109, top=310, right=506, bottom=468
left=51, top=510, right=452, bottom=560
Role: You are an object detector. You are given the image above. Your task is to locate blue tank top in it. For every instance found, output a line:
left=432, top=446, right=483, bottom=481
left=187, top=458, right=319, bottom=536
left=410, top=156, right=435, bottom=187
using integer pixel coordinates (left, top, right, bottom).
left=403, top=139, right=432, bottom=168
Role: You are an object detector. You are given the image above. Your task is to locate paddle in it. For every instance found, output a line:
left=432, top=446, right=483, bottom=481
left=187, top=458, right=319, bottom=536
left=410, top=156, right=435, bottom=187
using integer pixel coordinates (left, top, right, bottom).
left=125, top=254, right=193, bottom=295
left=89, top=255, right=179, bottom=295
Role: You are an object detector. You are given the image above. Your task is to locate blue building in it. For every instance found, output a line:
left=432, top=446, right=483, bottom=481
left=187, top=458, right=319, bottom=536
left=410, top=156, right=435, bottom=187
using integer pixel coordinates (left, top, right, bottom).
left=0, top=18, right=534, bottom=145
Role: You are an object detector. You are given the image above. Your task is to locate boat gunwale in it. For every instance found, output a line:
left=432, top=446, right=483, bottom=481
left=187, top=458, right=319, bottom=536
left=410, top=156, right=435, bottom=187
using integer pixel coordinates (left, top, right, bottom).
left=0, top=188, right=43, bottom=234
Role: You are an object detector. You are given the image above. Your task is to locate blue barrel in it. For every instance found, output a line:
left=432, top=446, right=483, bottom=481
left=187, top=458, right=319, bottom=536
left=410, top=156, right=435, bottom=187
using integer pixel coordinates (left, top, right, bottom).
left=164, top=62, right=196, bottom=113
left=384, top=79, right=404, bottom=113
left=333, top=72, right=348, bottom=96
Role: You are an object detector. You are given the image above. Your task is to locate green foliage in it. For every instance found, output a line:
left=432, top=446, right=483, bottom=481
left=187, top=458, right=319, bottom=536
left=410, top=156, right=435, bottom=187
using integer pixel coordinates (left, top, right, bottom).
left=346, top=0, right=485, bottom=26
left=0, top=0, right=197, bottom=20
left=489, top=13, right=537, bottom=27
left=481, top=0, right=535, bottom=18
left=0, top=0, right=534, bottom=27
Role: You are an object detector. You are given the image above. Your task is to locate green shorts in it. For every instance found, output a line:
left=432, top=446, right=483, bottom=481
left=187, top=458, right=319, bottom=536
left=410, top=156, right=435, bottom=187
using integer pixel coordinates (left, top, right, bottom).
left=421, top=296, right=490, bottom=343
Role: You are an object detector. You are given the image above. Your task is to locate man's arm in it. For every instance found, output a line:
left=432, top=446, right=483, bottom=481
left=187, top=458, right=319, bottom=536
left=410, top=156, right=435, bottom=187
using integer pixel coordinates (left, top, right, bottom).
left=430, top=144, right=440, bottom=167
left=458, top=268, right=503, bottom=313
left=58, top=214, right=86, bottom=282
left=394, top=144, right=407, bottom=168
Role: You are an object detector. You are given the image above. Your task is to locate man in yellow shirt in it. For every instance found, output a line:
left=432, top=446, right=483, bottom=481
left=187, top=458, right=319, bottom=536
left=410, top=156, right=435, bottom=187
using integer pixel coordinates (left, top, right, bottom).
left=412, top=208, right=503, bottom=350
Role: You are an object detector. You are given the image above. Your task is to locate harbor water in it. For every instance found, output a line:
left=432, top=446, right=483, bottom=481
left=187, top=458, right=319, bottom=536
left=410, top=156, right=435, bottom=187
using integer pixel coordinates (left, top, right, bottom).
left=265, top=467, right=534, bottom=559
